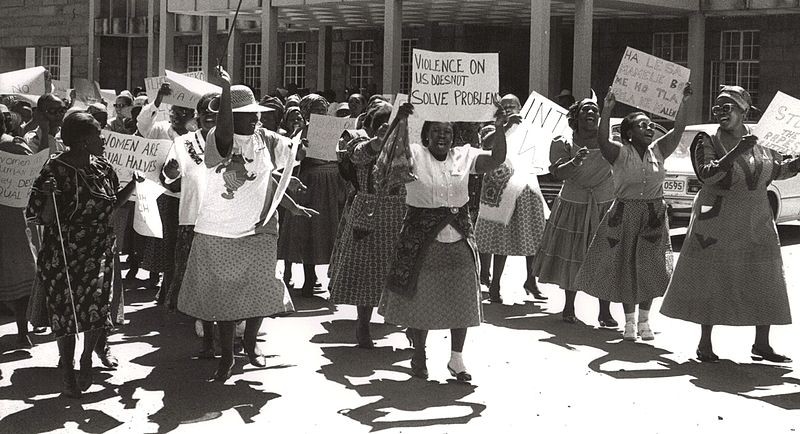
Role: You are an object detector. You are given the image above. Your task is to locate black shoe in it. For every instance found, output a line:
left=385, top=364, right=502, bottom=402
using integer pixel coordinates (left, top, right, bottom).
left=488, top=286, right=503, bottom=304
left=524, top=280, right=547, bottom=300
left=61, top=369, right=81, bottom=399
left=480, top=275, right=491, bottom=287
left=211, top=358, right=234, bottom=382
left=77, top=365, right=93, bottom=391
left=447, top=363, right=472, bottom=382
left=16, top=333, right=33, bottom=349
left=562, top=313, right=578, bottom=324
left=196, top=348, right=217, bottom=360
left=410, top=354, right=428, bottom=379
left=598, top=317, right=619, bottom=328
left=404, top=329, right=415, bottom=348
left=246, top=346, right=267, bottom=367
left=751, top=345, right=792, bottom=363
left=696, top=347, right=720, bottom=363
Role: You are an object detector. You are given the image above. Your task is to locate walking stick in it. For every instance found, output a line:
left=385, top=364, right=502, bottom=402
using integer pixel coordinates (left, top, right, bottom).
left=51, top=187, right=81, bottom=343
left=217, top=0, right=244, bottom=69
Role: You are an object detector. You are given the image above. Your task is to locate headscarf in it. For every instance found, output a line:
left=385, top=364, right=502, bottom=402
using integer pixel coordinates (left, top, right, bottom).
left=281, top=106, right=302, bottom=133
left=716, top=85, right=753, bottom=112
left=566, top=98, right=599, bottom=131
left=260, top=95, right=285, bottom=122
left=299, top=94, right=330, bottom=121
left=285, top=94, right=301, bottom=109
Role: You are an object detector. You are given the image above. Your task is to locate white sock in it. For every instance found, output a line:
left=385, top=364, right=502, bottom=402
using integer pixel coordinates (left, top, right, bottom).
left=625, top=312, right=636, bottom=325
left=449, top=351, right=466, bottom=372
left=638, top=309, right=650, bottom=324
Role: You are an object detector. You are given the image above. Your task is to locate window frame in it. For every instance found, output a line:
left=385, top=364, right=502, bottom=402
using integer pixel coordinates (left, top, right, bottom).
left=40, top=46, right=61, bottom=80
left=710, top=30, right=760, bottom=117
left=243, top=42, right=262, bottom=97
left=283, top=41, right=307, bottom=89
left=348, top=39, right=374, bottom=91
left=186, top=44, right=203, bottom=73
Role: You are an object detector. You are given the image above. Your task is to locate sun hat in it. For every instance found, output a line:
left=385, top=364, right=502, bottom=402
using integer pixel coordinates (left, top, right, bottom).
left=117, top=90, right=134, bottom=105
left=231, top=85, right=273, bottom=113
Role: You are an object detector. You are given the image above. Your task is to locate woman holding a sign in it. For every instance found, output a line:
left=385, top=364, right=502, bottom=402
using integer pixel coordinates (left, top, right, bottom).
left=177, top=69, right=317, bottom=382
left=380, top=101, right=513, bottom=382
left=573, top=84, right=692, bottom=342
left=26, top=111, right=139, bottom=398
left=661, top=86, right=800, bottom=363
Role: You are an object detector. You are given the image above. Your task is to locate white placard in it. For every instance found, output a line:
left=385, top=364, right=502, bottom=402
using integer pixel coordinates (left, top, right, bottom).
left=133, top=178, right=166, bottom=238
left=513, top=90, right=572, bottom=175
left=0, top=66, right=47, bottom=95
left=0, top=150, right=50, bottom=208
left=306, top=114, right=356, bottom=161
left=103, top=132, right=173, bottom=185
left=752, top=91, right=800, bottom=155
left=164, top=70, right=221, bottom=109
left=610, top=47, right=690, bottom=120
left=145, top=70, right=205, bottom=102
left=410, top=49, right=499, bottom=122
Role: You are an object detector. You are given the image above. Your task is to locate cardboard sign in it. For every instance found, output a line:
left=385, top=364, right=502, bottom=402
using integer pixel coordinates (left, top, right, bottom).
left=306, top=114, right=356, bottom=161
left=410, top=49, right=499, bottom=122
left=72, top=78, right=103, bottom=108
left=133, top=178, right=166, bottom=238
left=100, top=89, right=117, bottom=119
left=514, top=90, right=572, bottom=175
left=0, top=66, right=47, bottom=95
left=164, top=70, right=221, bottom=109
left=50, top=79, right=70, bottom=99
left=103, top=132, right=173, bottom=185
left=752, top=91, right=800, bottom=155
left=0, top=149, right=50, bottom=208
left=145, top=70, right=205, bottom=102
left=610, top=47, right=690, bottom=120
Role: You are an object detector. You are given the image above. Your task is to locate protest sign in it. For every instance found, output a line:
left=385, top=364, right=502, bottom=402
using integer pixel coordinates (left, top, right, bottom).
left=410, top=49, right=499, bottom=122
left=388, top=93, right=424, bottom=146
left=0, top=66, right=47, bottom=95
left=72, top=78, right=103, bottom=108
left=50, top=79, right=70, bottom=99
left=133, top=178, right=166, bottom=238
left=752, top=91, right=800, bottom=155
left=512, top=90, right=572, bottom=175
left=100, top=89, right=117, bottom=119
left=145, top=70, right=205, bottom=102
left=103, top=132, right=173, bottom=185
left=0, top=149, right=50, bottom=208
left=610, top=47, right=690, bottom=120
left=306, top=114, right=356, bottom=161
left=164, top=70, right=221, bottom=109
left=263, top=135, right=300, bottom=227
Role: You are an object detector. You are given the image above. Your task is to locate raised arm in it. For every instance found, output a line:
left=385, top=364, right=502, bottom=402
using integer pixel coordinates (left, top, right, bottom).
left=598, top=89, right=623, bottom=165
left=474, top=102, right=515, bottom=173
left=213, top=67, right=234, bottom=158
left=656, top=82, right=693, bottom=159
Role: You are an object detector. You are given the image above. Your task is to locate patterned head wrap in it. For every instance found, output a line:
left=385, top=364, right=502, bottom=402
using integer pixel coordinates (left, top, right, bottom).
left=299, top=94, right=330, bottom=121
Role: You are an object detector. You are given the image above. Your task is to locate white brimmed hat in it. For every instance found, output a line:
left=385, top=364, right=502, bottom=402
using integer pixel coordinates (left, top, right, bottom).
left=231, top=85, right=273, bottom=113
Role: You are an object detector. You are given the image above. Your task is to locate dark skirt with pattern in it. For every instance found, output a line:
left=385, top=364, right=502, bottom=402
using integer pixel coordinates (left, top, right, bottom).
left=140, top=195, right=179, bottom=274
left=0, top=206, right=37, bottom=302
left=475, top=187, right=547, bottom=256
left=379, top=239, right=483, bottom=330
left=165, top=224, right=195, bottom=311
left=178, top=232, right=294, bottom=321
left=278, top=163, right=347, bottom=265
left=573, top=198, right=673, bottom=304
left=329, top=194, right=405, bottom=307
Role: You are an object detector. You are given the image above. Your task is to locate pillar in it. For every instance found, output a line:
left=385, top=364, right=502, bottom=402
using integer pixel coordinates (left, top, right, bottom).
left=147, top=0, right=156, bottom=77
left=158, top=0, right=175, bottom=75
left=317, top=26, right=332, bottom=92
left=529, top=0, right=551, bottom=95
left=687, top=12, right=706, bottom=124
left=201, top=15, right=218, bottom=78
left=572, top=0, right=593, bottom=99
left=227, top=25, right=239, bottom=83
left=261, top=4, right=280, bottom=93
left=382, top=0, right=402, bottom=95
left=88, top=0, right=99, bottom=82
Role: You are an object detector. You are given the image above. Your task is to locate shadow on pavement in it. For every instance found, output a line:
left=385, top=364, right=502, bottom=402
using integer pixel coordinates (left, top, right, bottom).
left=483, top=302, right=800, bottom=410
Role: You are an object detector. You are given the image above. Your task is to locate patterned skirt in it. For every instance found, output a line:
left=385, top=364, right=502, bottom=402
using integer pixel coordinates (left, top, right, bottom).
left=661, top=188, right=791, bottom=325
left=329, top=194, right=405, bottom=307
left=475, top=187, right=546, bottom=256
left=278, top=163, right=347, bottom=265
left=573, top=198, right=673, bottom=304
left=379, top=240, right=482, bottom=330
left=140, top=195, right=179, bottom=274
left=0, top=206, right=36, bottom=301
left=533, top=196, right=613, bottom=291
left=178, top=232, right=294, bottom=321
left=165, top=225, right=195, bottom=310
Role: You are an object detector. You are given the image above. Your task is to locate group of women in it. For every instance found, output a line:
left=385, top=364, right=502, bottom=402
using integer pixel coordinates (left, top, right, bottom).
left=6, top=65, right=799, bottom=397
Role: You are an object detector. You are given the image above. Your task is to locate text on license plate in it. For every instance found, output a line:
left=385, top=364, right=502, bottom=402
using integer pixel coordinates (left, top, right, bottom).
left=663, top=179, right=685, bottom=192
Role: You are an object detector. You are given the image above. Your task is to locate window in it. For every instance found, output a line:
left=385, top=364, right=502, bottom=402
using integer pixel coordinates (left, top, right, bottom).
left=243, top=43, right=261, bottom=96
left=400, top=39, right=418, bottom=94
left=348, top=40, right=374, bottom=90
left=710, top=30, right=760, bottom=113
left=40, top=47, right=60, bottom=79
left=187, top=44, right=202, bottom=72
left=283, top=41, right=306, bottom=88
left=652, top=32, right=688, bottom=66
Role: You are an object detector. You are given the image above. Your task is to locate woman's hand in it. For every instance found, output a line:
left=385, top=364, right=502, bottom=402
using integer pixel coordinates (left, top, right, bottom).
left=682, top=82, right=693, bottom=102
left=158, top=83, right=172, bottom=98
left=163, top=159, right=180, bottom=180
left=40, top=178, right=58, bottom=195
left=397, top=103, right=414, bottom=119
left=736, top=134, right=758, bottom=153
left=572, top=146, right=589, bottom=166
left=216, top=66, right=231, bottom=88
left=291, top=205, right=319, bottom=218
left=604, top=87, right=617, bottom=112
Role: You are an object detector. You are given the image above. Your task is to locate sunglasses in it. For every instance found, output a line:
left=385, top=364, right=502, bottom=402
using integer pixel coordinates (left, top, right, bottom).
left=113, top=103, right=129, bottom=109
left=636, top=120, right=658, bottom=130
left=45, top=107, right=67, bottom=116
left=711, top=103, right=736, bottom=116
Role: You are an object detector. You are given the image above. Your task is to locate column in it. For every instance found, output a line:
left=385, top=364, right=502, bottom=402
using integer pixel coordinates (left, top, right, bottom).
left=529, top=0, right=550, bottom=95
left=201, top=16, right=218, bottom=78
left=687, top=12, right=706, bottom=124
left=572, top=0, right=593, bottom=99
left=261, top=4, right=280, bottom=93
left=317, top=26, right=332, bottom=91
left=382, top=0, right=402, bottom=95
left=87, top=0, right=98, bottom=82
left=158, top=0, right=175, bottom=75
left=147, top=0, right=156, bottom=77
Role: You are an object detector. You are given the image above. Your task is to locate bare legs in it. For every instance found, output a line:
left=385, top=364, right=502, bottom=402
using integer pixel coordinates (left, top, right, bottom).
left=489, top=255, right=546, bottom=303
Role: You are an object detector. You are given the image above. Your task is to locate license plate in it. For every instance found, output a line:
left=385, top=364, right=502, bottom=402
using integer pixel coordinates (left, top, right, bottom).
left=663, top=179, right=685, bottom=193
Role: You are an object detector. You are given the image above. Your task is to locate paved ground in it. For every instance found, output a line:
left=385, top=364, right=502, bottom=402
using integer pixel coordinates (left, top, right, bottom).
left=1, top=223, right=800, bottom=434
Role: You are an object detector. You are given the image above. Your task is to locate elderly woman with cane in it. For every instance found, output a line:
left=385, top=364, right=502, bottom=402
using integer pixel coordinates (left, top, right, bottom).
left=26, top=112, right=139, bottom=398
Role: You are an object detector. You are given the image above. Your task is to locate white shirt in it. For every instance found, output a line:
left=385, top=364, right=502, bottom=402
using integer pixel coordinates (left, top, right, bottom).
left=406, top=142, right=487, bottom=242
left=163, top=130, right=208, bottom=225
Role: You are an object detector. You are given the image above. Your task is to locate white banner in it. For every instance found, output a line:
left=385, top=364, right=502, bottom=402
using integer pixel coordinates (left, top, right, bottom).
left=513, top=90, right=572, bottom=175
left=410, top=49, right=499, bottom=122
left=132, top=178, right=166, bottom=238
left=0, top=150, right=50, bottom=208
left=306, top=114, right=356, bottom=161
left=145, top=70, right=205, bottom=102
left=164, top=70, right=221, bottom=109
left=752, top=91, right=800, bottom=155
left=0, top=66, right=47, bottom=95
left=103, top=132, right=173, bottom=185
left=610, top=47, right=690, bottom=120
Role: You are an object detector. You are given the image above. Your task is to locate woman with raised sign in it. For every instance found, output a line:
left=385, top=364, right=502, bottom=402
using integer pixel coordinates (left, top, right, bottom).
left=661, top=86, right=800, bottom=363
left=532, top=98, right=617, bottom=326
left=26, top=111, right=139, bottom=398
left=379, top=100, right=511, bottom=382
left=573, top=83, right=692, bottom=342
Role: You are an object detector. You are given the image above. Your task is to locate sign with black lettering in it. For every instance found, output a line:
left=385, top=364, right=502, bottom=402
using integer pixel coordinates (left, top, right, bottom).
left=0, top=149, right=50, bottom=208
left=753, top=91, right=800, bottom=154
left=103, top=132, right=173, bottom=185
left=611, top=47, right=690, bottom=120
left=0, top=66, right=47, bottom=96
left=410, top=49, right=498, bottom=122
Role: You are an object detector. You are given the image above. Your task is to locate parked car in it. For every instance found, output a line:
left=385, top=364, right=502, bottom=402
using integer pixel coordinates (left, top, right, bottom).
left=663, top=124, right=800, bottom=224
left=537, top=118, right=668, bottom=208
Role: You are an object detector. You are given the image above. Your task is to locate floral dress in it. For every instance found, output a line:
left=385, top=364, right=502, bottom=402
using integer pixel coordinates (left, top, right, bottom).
left=26, top=155, right=118, bottom=337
